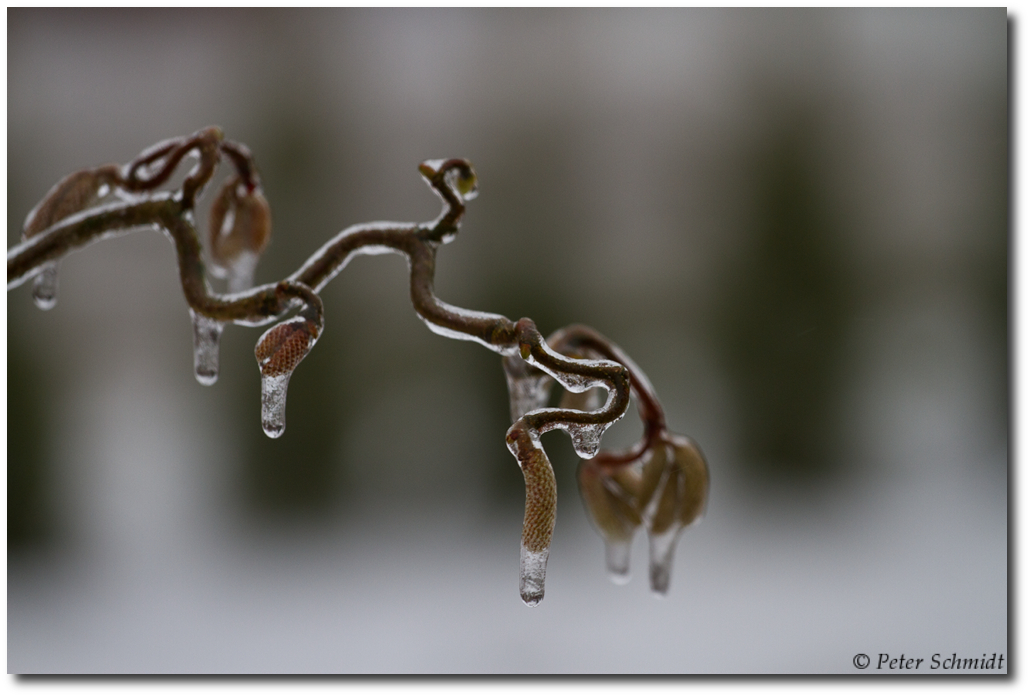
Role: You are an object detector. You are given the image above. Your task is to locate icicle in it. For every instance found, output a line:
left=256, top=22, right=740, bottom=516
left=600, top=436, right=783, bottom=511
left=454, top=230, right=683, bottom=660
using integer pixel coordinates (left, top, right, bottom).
left=565, top=421, right=607, bottom=459
left=647, top=527, right=680, bottom=596
left=519, top=544, right=549, bottom=607
left=190, top=309, right=225, bottom=385
left=605, top=539, right=632, bottom=584
left=260, top=373, right=291, bottom=438
left=31, top=262, right=59, bottom=310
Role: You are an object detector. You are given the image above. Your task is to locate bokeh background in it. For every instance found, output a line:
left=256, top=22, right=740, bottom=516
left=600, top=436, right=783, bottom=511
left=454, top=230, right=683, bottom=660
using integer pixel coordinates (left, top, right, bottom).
left=7, top=8, right=1007, bottom=673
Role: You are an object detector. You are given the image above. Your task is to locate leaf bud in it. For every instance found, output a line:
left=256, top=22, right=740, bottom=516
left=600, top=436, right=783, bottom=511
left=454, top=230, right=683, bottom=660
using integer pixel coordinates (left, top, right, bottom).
left=208, top=177, right=271, bottom=277
left=255, top=317, right=319, bottom=378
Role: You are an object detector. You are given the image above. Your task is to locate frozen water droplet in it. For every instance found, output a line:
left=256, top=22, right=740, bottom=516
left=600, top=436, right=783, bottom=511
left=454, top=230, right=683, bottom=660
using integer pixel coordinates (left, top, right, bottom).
left=520, top=544, right=549, bottom=607
left=32, top=262, right=59, bottom=310
left=647, top=526, right=680, bottom=596
left=261, top=372, right=291, bottom=438
left=566, top=422, right=606, bottom=459
left=605, top=539, right=632, bottom=584
left=190, top=310, right=225, bottom=385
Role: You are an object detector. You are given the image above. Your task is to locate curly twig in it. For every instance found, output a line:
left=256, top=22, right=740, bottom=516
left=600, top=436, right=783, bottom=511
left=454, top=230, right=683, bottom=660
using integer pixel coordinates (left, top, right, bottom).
left=7, top=127, right=706, bottom=606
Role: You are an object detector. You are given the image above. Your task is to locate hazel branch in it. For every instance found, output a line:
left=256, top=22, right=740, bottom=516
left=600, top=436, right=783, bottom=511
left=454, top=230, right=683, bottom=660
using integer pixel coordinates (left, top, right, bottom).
left=8, top=128, right=706, bottom=607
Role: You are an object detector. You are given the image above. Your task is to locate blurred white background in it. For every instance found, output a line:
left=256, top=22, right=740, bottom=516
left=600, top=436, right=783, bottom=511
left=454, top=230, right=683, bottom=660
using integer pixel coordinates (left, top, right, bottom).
left=6, top=9, right=1007, bottom=673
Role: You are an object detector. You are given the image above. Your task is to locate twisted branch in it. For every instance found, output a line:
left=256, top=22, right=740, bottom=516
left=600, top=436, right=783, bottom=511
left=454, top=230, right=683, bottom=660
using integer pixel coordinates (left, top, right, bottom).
left=7, top=128, right=706, bottom=606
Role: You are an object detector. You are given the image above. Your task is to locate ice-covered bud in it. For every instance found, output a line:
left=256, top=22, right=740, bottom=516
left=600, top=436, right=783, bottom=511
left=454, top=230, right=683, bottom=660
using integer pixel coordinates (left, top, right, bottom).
left=418, top=159, right=478, bottom=202
left=670, top=435, right=709, bottom=527
left=208, top=177, right=271, bottom=291
left=254, top=317, right=320, bottom=439
left=643, top=434, right=709, bottom=595
left=255, top=317, right=318, bottom=378
left=644, top=435, right=708, bottom=536
left=23, top=166, right=119, bottom=310
left=578, top=462, right=642, bottom=583
left=634, top=440, right=667, bottom=516
left=448, top=166, right=478, bottom=201
left=24, top=167, right=118, bottom=237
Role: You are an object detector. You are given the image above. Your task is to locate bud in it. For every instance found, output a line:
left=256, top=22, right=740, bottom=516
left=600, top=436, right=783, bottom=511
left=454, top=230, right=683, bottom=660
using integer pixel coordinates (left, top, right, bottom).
left=255, top=317, right=320, bottom=439
left=645, top=435, right=709, bottom=536
left=579, top=463, right=642, bottom=543
left=418, top=159, right=478, bottom=201
left=255, top=317, right=318, bottom=378
left=670, top=435, right=709, bottom=527
left=640, top=434, right=709, bottom=595
left=648, top=452, right=681, bottom=537
left=23, top=166, right=119, bottom=310
left=633, top=441, right=668, bottom=509
left=24, top=167, right=118, bottom=237
left=208, top=177, right=271, bottom=291
left=449, top=166, right=479, bottom=201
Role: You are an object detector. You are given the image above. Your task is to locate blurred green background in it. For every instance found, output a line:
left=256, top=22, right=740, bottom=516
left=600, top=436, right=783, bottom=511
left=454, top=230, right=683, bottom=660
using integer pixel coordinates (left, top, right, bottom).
left=7, top=8, right=1006, bottom=673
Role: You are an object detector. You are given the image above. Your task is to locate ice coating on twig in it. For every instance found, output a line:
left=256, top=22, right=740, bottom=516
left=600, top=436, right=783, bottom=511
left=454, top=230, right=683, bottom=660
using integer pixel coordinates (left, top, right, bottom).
left=31, top=262, right=59, bottom=310
left=190, top=309, right=225, bottom=385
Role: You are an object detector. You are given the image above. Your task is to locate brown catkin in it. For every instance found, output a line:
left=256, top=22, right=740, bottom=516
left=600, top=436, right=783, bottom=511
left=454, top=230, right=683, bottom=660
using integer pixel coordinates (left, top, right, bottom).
left=508, top=428, right=557, bottom=554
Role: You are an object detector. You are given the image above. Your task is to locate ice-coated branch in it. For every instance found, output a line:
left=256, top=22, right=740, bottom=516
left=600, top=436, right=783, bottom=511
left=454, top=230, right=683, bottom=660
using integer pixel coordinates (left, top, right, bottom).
left=544, top=326, right=708, bottom=594
left=8, top=128, right=707, bottom=607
